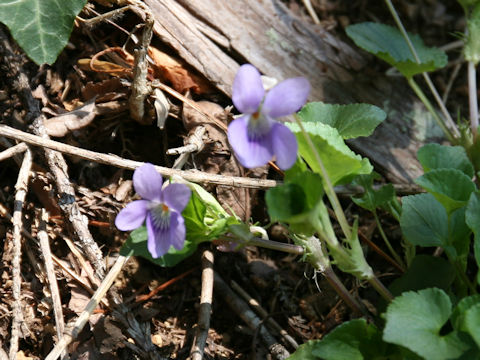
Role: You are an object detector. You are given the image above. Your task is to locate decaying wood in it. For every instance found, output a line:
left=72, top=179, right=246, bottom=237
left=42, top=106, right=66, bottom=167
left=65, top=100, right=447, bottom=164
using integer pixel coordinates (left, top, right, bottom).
left=136, top=0, right=436, bottom=183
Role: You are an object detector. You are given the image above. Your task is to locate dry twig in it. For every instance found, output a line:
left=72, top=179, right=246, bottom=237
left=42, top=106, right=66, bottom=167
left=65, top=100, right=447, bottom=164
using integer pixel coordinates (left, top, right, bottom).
left=190, top=249, right=214, bottom=360
left=37, top=210, right=68, bottom=360
left=9, top=148, right=32, bottom=360
left=213, top=272, right=290, bottom=360
left=0, top=142, right=27, bottom=162
left=45, top=254, right=131, bottom=360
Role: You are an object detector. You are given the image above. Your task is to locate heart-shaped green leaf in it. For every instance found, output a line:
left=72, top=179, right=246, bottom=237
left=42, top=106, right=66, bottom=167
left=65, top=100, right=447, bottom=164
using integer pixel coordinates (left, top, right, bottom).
left=346, top=22, right=447, bottom=77
left=0, top=0, right=87, bottom=64
left=417, top=143, right=474, bottom=178
left=415, top=169, right=476, bottom=214
left=383, top=288, right=470, bottom=360
left=297, top=102, right=386, bottom=139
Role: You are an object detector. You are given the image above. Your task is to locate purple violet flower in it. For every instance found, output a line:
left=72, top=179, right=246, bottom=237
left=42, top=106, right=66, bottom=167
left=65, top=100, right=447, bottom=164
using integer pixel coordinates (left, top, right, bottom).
left=227, top=64, right=310, bottom=170
left=115, top=163, right=191, bottom=258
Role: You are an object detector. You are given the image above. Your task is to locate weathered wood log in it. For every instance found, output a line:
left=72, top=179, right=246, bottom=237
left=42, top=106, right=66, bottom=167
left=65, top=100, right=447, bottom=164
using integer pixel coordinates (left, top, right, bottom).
left=139, top=0, right=438, bottom=184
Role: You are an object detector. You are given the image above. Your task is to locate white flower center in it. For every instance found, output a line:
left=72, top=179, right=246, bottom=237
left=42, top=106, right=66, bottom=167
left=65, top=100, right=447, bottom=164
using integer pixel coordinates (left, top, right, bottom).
left=149, top=202, right=171, bottom=230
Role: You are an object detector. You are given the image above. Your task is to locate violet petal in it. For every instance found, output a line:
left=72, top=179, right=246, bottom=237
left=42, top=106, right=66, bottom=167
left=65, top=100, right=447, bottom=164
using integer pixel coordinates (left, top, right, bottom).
left=168, top=211, right=186, bottom=250
left=115, top=200, right=148, bottom=231
left=228, top=116, right=274, bottom=168
left=262, top=77, right=310, bottom=118
left=271, top=123, right=298, bottom=170
left=146, top=213, right=170, bottom=258
left=133, top=163, right=163, bottom=201
left=232, top=64, right=265, bottom=114
left=163, top=183, right=191, bottom=213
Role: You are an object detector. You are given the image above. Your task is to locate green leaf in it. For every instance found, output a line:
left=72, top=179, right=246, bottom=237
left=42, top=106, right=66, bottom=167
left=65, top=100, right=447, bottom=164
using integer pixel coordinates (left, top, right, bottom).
left=287, top=340, right=320, bottom=360
left=287, top=121, right=372, bottom=185
left=417, top=143, right=474, bottom=178
left=463, top=303, right=480, bottom=347
left=0, top=0, right=87, bottom=65
left=401, top=193, right=448, bottom=248
left=388, top=255, right=455, bottom=296
left=351, top=173, right=396, bottom=212
left=120, top=226, right=199, bottom=267
left=307, top=319, right=385, bottom=360
left=449, top=207, right=472, bottom=267
left=346, top=22, right=447, bottom=77
left=451, top=295, right=480, bottom=330
left=415, top=169, right=476, bottom=214
left=297, top=102, right=386, bottom=139
left=383, top=288, right=470, bottom=360
left=466, top=192, right=480, bottom=282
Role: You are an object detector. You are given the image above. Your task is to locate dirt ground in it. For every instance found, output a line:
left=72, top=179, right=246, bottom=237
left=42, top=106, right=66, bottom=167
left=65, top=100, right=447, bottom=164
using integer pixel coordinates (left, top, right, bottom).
left=0, top=0, right=468, bottom=359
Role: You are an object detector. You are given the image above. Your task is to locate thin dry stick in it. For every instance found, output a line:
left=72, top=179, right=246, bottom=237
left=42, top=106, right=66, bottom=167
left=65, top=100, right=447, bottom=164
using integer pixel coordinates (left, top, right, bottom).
left=37, top=210, right=68, bottom=360
left=0, top=142, right=27, bottom=162
left=213, top=272, right=290, bottom=359
left=0, top=205, right=107, bottom=306
left=302, top=0, right=320, bottom=24
left=190, top=249, right=214, bottom=360
left=9, top=148, right=32, bottom=360
left=0, top=124, right=278, bottom=189
left=230, top=280, right=298, bottom=350
left=45, top=254, right=131, bottom=360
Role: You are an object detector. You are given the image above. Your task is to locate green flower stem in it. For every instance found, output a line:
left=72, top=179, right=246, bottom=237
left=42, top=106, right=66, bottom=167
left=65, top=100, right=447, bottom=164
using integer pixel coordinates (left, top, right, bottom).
left=246, top=237, right=305, bottom=255
left=385, top=0, right=460, bottom=140
left=373, top=211, right=405, bottom=271
left=468, top=61, right=479, bottom=136
left=367, top=274, right=394, bottom=301
left=293, top=115, right=352, bottom=240
left=407, top=77, right=456, bottom=144
left=294, top=235, right=365, bottom=315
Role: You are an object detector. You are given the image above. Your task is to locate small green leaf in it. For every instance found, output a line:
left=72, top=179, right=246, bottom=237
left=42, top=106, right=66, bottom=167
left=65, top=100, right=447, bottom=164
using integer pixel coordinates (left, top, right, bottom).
left=287, top=340, right=320, bottom=360
left=401, top=193, right=448, bottom=248
left=120, top=226, right=199, bottom=267
left=346, top=22, right=447, bottom=77
left=0, top=0, right=87, bottom=65
left=266, top=170, right=324, bottom=235
left=417, top=143, right=474, bottom=178
left=287, top=121, right=372, bottom=185
left=308, top=319, right=385, bottom=360
left=466, top=192, right=480, bottom=282
left=463, top=303, right=480, bottom=347
left=351, top=173, right=396, bottom=212
left=415, top=169, right=476, bottom=214
left=451, top=295, right=480, bottom=330
left=383, top=288, right=470, bottom=360
left=388, top=255, right=455, bottom=296
left=297, top=102, right=386, bottom=139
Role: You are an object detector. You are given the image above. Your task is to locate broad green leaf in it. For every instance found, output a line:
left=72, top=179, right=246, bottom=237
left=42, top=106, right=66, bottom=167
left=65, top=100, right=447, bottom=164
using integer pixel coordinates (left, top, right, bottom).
left=120, top=226, right=198, bottom=267
left=383, top=288, right=470, bottom=360
left=465, top=4, right=480, bottom=64
left=466, top=192, right=480, bottom=283
left=0, top=0, right=87, bottom=65
left=415, top=169, right=476, bottom=214
left=287, top=340, right=320, bottom=360
left=449, top=207, right=472, bottom=268
left=401, top=193, right=448, bottom=248
left=297, top=102, right=386, bottom=139
left=346, top=22, right=447, bottom=77
left=287, top=122, right=372, bottom=185
left=388, top=255, right=455, bottom=296
left=308, top=319, right=385, bottom=360
left=417, top=143, right=474, bottom=178
left=351, top=173, right=396, bottom=213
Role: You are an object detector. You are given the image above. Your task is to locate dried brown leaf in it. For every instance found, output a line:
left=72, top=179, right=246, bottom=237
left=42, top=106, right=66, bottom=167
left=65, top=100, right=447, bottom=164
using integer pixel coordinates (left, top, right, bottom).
left=43, top=98, right=97, bottom=137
